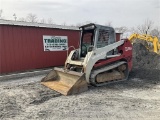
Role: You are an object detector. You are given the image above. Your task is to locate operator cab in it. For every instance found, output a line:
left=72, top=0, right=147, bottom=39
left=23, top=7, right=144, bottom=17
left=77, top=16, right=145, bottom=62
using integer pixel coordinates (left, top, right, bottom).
left=79, top=23, right=117, bottom=57
left=80, top=24, right=95, bottom=57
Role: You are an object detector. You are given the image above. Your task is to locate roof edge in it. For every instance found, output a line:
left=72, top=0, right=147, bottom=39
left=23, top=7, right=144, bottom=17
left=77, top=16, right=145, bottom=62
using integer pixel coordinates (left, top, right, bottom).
left=0, top=19, right=79, bottom=31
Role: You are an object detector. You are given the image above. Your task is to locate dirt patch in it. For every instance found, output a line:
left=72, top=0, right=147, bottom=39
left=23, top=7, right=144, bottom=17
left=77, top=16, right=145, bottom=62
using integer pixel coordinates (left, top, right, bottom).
left=131, top=43, right=160, bottom=86
left=132, top=43, right=160, bottom=70
left=0, top=80, right=61, bottom=120
left=0, top=93, right=22, bottom=119
left=130, top=68, right=160, bottom=81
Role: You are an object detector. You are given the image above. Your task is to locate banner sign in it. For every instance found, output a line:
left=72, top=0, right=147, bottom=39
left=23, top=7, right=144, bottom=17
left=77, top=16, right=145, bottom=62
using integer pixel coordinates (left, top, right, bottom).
left=43, top=35, right=68, bottom=51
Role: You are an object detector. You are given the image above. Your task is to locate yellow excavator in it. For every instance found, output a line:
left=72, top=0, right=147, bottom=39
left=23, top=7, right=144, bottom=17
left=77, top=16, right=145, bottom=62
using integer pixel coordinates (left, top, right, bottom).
left=128, top=33, right=160, bottom=54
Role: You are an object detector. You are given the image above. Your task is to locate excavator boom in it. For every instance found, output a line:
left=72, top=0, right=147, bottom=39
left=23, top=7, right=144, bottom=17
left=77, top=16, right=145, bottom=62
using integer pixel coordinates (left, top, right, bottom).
left=128, top=33, right=160, bottom=54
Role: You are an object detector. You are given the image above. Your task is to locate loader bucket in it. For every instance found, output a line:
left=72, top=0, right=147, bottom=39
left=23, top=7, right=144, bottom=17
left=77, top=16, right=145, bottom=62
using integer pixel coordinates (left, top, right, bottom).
left=41, top=67, right=88, bottom=95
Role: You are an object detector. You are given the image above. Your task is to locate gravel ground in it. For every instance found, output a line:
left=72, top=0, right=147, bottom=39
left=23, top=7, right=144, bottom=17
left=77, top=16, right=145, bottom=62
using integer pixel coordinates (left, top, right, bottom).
left=0, top=68, right=160, bottom=120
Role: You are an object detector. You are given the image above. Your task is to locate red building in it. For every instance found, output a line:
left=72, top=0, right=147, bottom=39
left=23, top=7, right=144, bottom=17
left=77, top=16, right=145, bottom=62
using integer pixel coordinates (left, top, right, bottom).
left=0, top=20, right=80, bottom=74
left=0, top=20, right=122, bottom=74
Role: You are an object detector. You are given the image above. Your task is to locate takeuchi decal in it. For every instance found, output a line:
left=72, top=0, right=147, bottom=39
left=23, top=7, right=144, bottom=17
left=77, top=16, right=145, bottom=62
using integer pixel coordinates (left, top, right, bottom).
left=125, top=47, right=132, bottom=51
left=43, top=35, right=68, bottom=51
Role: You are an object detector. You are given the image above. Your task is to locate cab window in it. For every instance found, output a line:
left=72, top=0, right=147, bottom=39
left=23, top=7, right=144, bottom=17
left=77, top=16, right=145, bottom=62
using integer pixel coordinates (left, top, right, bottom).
left=97, top=30, right=109, bottom=48
left=81, top=30, right=94, bottom=57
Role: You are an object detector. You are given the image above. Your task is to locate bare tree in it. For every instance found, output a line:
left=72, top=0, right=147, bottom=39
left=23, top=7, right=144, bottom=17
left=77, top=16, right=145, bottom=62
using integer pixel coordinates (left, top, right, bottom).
left=18, top=17, right=26, bottom=22
left=129, top=27, right=137, bottom=33
left=150, top=28, right=160, bottom=37
left=70, top=24, right=76, bottom=27
left=105, top=21, right=112, bottom=27
left=26, top=13, right=38, bottom=23
left=40, top=18, right=46, bottom=24
left=13, top=13, right=17, bottom=21
left=75, top=23, right=83, bottom=27
left=115, top=26, right=128, bottom=33
left=85, top=21, right=92, bottom=24
left=137, top=19, right=154, bottom=34
left=62, top=22, right=66, bottom=26
left=0, top=9, right=3, bottom=19
left=47, top=18, right=53, bottom=24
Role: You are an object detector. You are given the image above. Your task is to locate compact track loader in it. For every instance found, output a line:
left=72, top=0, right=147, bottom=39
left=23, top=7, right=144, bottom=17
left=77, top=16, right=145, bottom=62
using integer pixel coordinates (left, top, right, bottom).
left=41, top=23, right=132, bottom=95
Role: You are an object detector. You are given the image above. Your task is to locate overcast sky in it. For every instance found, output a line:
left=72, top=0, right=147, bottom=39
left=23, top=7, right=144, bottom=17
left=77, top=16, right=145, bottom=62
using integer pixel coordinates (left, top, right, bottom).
left=0, top=0, right=159, bottom=28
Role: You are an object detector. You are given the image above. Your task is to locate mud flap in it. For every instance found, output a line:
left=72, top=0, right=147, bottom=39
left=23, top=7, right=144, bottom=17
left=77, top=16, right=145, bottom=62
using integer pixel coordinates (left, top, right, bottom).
left=41, top=67, right=88, bottom=95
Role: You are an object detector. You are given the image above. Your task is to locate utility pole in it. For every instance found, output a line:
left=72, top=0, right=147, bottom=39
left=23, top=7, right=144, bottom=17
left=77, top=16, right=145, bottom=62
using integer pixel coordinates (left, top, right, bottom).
left=13, top=13, right=17, bottom=21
